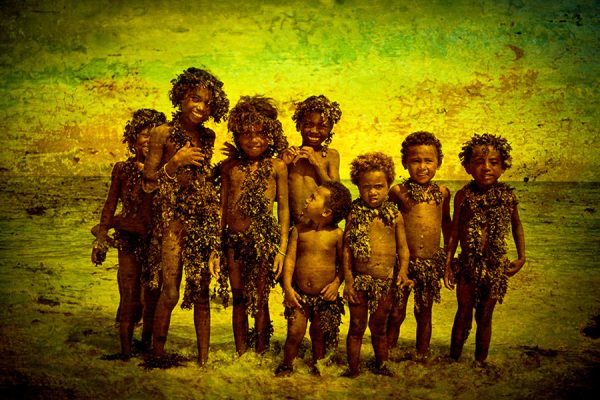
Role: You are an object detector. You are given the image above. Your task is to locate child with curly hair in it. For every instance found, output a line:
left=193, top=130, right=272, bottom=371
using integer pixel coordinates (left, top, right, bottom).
left=275, top=181, right=352, bottom=376
left=386, top=131, right=452, bottom=358
left=342, top=152, right=412, bottom=377
left=219, top=95, right=289, bottom=355
left=143, top=67, right=229, bottom=366
left=281, top=95, right=342, bottom=225
left=444, top=133, right=526, bottom=364
left=92, top=108, right=166, bottom=359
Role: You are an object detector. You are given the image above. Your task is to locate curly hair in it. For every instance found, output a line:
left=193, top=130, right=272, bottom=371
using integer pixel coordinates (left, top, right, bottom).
left=292, top=95, right=342, bottom=149
left=350, top=152, right=396, bottom=186
left=227, top=96, right=288, bottom=158
left=321, top=181, right=352, bottom=225
left=122, top=108, right=166, bottom=153
left=401, top=131, right=444, bottom=167
left=169, top=67, right=229, bottom=123
left=459, top=133, right=512, bottom=170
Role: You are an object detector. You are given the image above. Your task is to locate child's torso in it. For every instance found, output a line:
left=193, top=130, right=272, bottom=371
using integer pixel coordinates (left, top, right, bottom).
left=294, top=227, right=340, bottom=295
left=354, top=218, right=396, bottom=280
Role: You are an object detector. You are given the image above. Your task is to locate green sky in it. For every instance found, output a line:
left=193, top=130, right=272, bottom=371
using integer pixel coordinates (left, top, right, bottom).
left=1, top=0, right=598, bottom=180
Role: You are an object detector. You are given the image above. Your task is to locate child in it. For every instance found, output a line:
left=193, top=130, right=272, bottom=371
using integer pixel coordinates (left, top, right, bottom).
left=143, top=67, right=229, bottom=366
left=275, top=181, right=352, bottom=376
left=343, top=152, right=412, bottom=377
left=386, top=131, right=452, bottom=358
left=219, top=95, right=289, bottom=355
left=281, top=95, right=342, bottom=225
left=444, top=133, right=526, bottom=364
left=91, top=108, right=166, bottom=359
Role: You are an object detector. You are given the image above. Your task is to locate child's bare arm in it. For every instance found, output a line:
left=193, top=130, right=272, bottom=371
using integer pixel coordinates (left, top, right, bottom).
left=273, top=159, right=290, bottom=279
left=282, top=227, right=302, bottom=308
left=326, top=148, right=340, bottom=182
left=342, top=216, right=359, bottom=304
left=441, top=186, right=452, bottom=249
left=506, top=205, right=526, bottom=276
left=444, top=189, right=464, bottom=289
left=320, top=228, right=344, bottom=301
left=92, top=164, right=122, bottom=264
left=395, top=213, right=413, bottom=288
left=143, top=126, right=166, bottom=193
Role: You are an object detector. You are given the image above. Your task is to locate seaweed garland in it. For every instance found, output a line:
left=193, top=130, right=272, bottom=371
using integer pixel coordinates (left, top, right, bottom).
left=352, top=275, right=401, bottom=314
left=458, top=181, right=517, bottom=304
left=345, top=198, right=399, bottom=262
left=408, top=248, right=446, bottom=311
left=226, top=158, right=280, bottom=317
left=403, top=178, right=443, bottom=205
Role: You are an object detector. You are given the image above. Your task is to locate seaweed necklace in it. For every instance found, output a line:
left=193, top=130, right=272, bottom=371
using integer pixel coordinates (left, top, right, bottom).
left=404, top=178, right=443, bottom=204
left=235, top=157, right=273, bottom=218
left=118, top=156, right=145, bottom=218
left=345, top=198, right=399, bottom=262
left=462, top=181, right=515, bottom=258
left=169, top=112, right=214, bottom=176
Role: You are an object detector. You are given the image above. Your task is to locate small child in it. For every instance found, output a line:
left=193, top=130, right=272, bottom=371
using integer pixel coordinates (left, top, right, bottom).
left=219, top=95, right=290, bottom=355
left=444, top=133, right=526, bottom=364
left=386, top=131, right=452, bottom=358
left=281, top=95, right=342, bottom=225
left=342, top=152, right=412, bottom=377
left=143, top=67, right=229, bottom=366
left=91, top=108, right=167, bottom=359
left=275, top=181, right=352, bottom=376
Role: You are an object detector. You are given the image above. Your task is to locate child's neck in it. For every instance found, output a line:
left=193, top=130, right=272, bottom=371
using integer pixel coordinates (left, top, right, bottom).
left=306, top=217, right=330, bottom=231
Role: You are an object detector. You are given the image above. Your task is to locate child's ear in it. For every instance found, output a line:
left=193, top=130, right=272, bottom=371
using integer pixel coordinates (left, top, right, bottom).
left=322, top=208, right=333, bottom=218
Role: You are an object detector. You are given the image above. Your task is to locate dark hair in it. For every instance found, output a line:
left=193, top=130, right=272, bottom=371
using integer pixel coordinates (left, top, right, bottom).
left=321, top=181, right=352, bottom=225
left=292, top=95, right=342, bottom=149
left=459, top=133, right=512, bottom=170
left=350, top=152, right=396, bottom=186
left=401, top=131, right=443, bottom=167
left=169, top=67, right=229, bottom=123
left=227, top=95, right=288, bottom=158
left=122, top=108, right=166, bottom=153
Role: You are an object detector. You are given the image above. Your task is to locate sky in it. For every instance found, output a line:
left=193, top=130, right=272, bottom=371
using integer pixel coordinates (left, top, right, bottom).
left=0, top=0, right=598, bottom=181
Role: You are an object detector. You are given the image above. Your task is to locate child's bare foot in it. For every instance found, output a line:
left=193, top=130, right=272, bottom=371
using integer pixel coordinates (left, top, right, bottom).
left=373, top=363, right=394, bottom=377
left=341, top=368, right=360, bottom=378
left=274, top=363, right=293, bottom=377
left=310, top=364, right=320, bottom=376
left=100, top=352, right=131, bottom=361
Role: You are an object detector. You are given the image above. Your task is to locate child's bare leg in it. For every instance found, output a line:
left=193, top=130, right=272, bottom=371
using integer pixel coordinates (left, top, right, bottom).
left=194, top=283, right=211, bottom=366
left=414, top=299, right=433, bottom=356
left=254, top=277, right=270, bottom=354
left=228, top=253, right=248, bottom=355
left=116, top=251, right=142, bottom=357
left=152, top=221, right=184, bottom=356
left=450, top=276, right=475, bottom=360
left=345, top=292, right=368, bottom=376
left=141, top=286, right=160, bottom=350
left=386, top=287, right=409, bottom=349
left=309, top=310, right=326, bottom=362
left=369, top=294, right=393, bottom=374
left=279, top=306, right=309, bottom=371
left=474, top=291, right=497, bottom=363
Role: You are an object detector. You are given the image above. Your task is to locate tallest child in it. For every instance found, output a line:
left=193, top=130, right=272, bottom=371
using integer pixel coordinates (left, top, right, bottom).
left=143, top=67, right=229, bottom=366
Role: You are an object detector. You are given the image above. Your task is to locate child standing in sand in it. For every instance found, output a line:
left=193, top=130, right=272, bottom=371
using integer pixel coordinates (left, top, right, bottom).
left=143, top=67, right=229, bottom=366
left=91, top=108, right=166, bottom=359
left=281, top=95, right=342, bottom=225
left=386, top=131, right=452, bottom=358
left=219, top=96, right=289, bottom=355
left=444, top=133, right=526, bottom=364
left=275, top=181, right=352, bottom=376
left=342, top=152, right=412, bottom=377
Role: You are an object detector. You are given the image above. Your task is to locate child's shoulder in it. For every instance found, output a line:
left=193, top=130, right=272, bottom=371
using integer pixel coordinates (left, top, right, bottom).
left=272, top=157, right=287, bottom=172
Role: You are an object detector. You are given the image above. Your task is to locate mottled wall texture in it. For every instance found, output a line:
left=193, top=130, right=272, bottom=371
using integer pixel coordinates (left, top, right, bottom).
left=1, top=0, right=598, bottom=181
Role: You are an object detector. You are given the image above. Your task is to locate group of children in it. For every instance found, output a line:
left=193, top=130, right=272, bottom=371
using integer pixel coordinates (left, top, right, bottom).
left=91, top=67, right=526, bottom=376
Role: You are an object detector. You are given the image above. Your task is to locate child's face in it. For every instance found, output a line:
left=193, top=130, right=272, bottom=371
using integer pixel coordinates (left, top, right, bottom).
left=303, top=186, right=331, bottom=221
left=134, top=128, right=151, bottom=159
left=299, top=111, right=332, bottom=148
left=238, top=123, right=269, bottom=159
left=358, top=170, right=390, bottom=208
left=181, top=86, right=212, bottom=125
left=465, top=145, right=505, bottom=189
left=404, top=144, right=440, bottom=185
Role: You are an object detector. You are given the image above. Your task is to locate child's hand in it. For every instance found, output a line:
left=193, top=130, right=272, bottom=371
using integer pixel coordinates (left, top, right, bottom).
left=220, top=141, right=238, bottom=160
left=281, top=146, right=301, bottom=165
left=444, top=263, right=455, bottom=290
left=174, top=141, right=205, bottom=168
left=397, top=273, right=414, bottom=290
left=91, top=239, right=108, bottom=265
left=506, top=258, right=525, bottom=277
left=284, top=287, right=302, bottom=309
left=320, top=281, right=340, bottom=302
left=343, top=283, right=359, bottom=304
left=297, top=147, right=319, bottom=166
left=208, top=251, right=221, bottom=279
left=273, top=253, right=285, bottom=280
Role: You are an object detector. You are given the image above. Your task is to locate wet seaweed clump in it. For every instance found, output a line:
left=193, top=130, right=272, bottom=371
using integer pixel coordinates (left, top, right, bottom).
left=582, top=314, right=600, bottom=339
